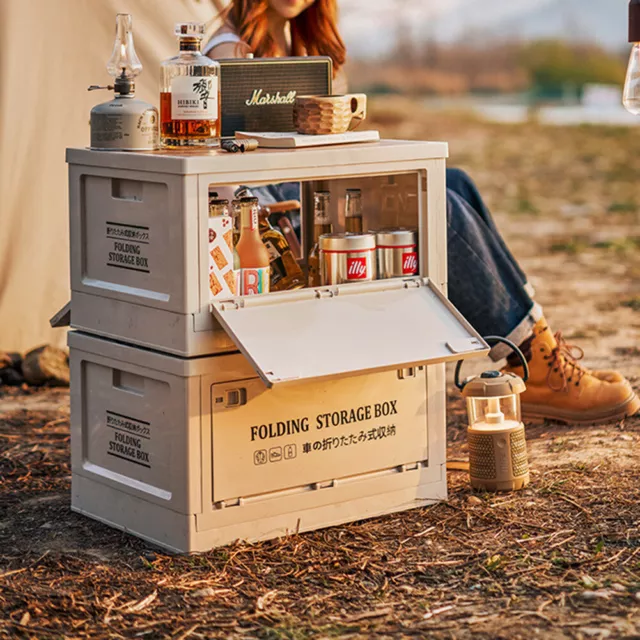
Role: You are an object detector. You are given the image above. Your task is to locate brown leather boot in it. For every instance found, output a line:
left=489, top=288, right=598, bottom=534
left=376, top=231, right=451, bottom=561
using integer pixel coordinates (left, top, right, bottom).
left=504, top=319, right=639, bottom=425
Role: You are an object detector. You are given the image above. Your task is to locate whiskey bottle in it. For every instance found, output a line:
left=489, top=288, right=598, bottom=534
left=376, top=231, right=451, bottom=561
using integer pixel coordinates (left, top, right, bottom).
left=345, top=188, right=363, bottom=234
left=259, top=209, right=305, bottom=291
left=307, top=191, right=333, bottom=287
left=160, top=23, right=221, bottom=148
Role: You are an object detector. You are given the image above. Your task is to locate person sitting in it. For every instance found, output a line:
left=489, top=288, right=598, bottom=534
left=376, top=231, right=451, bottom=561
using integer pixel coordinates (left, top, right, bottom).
left=205, top=0, right=639, bottom=425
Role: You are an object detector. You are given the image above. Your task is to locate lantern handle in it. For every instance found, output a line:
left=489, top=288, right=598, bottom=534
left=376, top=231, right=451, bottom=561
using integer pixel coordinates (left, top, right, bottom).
left=454, top=335, right=529, bottom=390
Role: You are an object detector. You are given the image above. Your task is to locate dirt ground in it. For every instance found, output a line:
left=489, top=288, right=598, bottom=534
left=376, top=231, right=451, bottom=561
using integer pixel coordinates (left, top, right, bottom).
left=1, top=101, right=639, bottom=638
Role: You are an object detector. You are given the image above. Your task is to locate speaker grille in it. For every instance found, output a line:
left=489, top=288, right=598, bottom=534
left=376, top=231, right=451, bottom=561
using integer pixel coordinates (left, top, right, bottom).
left=468, top=433, right=496, bottom=480
left=219, top=57, right=332, bottom=137
left=510, top=430, right=529, bottom=477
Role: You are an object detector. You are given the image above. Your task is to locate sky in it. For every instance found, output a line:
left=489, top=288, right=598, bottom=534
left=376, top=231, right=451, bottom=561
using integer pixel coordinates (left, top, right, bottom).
left=338, top=0, right=629, bottom=58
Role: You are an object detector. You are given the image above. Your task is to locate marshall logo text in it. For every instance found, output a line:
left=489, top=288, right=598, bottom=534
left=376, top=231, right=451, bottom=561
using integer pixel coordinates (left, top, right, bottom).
left=250, top=400, right=398, bottom=442
left=245, top=89, right=297, bottom=107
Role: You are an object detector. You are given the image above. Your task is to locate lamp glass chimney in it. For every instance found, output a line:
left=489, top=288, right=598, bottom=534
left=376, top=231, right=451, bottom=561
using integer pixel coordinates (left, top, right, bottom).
left=106, top=14, right=143, bottom=79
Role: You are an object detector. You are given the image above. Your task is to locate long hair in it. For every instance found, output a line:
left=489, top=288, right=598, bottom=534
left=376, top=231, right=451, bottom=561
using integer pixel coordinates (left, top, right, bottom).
left=221, top=0, right=346, bottom=75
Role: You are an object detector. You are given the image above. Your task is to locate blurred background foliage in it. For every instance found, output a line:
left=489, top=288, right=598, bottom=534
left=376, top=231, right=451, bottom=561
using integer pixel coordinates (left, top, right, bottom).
left=348, top=39, right=627, bottom=98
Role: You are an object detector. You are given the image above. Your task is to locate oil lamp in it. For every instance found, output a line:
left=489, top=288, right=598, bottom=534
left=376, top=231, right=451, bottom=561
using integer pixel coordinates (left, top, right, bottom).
left=623, top=0, right=640, bottom=114
left=455, top=337, right=530, bottom=492
left=88, top=14, right=158, bottom=151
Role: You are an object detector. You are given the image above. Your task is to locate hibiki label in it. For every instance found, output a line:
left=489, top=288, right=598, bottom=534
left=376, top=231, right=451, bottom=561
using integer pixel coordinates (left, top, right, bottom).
left=240, top=267, right=270, bottom=295
left=171, top=76, right=218, bottom=120
left=402, top=251, right=418, bottom=275
left=346, top=256, right=368, bottom=280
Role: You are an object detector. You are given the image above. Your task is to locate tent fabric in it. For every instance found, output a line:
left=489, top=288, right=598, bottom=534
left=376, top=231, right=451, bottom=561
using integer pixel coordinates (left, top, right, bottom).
left=0, top=0, right=222, bottom=352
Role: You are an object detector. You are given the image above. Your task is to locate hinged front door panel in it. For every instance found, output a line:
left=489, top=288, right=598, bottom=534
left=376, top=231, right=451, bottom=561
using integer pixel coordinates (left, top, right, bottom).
left=211, top=368, right=428, bottom=503
left=211, top=278, right=488, bottom=387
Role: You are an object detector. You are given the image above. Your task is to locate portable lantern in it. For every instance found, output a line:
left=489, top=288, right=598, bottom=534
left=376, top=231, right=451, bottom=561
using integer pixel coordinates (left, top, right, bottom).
left=88, top=14, right=158, bottom=151
left=455, top=337, right=530, bottom=492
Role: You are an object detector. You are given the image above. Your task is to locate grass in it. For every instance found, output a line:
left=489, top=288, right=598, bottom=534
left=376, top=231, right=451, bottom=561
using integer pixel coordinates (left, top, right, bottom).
left=621, top=297, right=640, bottom=311
left=549, top=236, right=640, bottom=255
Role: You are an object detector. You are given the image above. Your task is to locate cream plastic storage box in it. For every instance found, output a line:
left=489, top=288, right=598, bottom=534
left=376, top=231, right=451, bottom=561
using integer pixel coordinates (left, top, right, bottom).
left=67, top=140, right=455, bottom=357
left=66, top=141, right=489, bottom=553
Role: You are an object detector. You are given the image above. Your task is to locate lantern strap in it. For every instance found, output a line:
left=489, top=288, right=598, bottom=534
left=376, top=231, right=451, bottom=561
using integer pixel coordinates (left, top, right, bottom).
left=454, top=335, right=530, bottom=390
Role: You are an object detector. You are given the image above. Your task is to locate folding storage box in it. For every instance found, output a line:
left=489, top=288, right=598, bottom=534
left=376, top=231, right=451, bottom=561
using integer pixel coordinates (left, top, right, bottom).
left=66, top=140, right=488, bottom=552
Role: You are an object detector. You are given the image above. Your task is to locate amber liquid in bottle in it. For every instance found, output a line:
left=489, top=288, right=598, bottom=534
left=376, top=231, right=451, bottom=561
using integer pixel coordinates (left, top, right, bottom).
left=160, top=92, right=220, bottom=142
left=259, top=211, right=305, bottom=291
left=308, top=191, right=333, bottom=287
left=345, top=188, right=363, bottom=234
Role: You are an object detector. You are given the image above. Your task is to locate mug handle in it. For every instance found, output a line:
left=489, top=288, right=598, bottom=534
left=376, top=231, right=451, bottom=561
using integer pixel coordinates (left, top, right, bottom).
left=346, top=94, right=367, bottom=131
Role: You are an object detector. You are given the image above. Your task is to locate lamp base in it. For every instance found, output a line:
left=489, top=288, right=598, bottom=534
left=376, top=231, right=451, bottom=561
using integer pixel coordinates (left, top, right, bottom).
left=467, top=422, right=530, bottom=493
left=471, top=473, right=530, bottom=493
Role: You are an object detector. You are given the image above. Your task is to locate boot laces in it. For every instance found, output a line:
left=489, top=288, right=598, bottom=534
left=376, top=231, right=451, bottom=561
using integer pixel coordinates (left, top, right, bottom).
left=545, top=332, right=588, bottom=392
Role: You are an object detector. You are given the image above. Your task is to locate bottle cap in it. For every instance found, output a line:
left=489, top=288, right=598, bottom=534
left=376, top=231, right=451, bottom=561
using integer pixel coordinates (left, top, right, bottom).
left=234, top=186, right=254, bottom=199
left=631, top=0, right=640, bottom=43
left=175, top=23, right=205, bottom=38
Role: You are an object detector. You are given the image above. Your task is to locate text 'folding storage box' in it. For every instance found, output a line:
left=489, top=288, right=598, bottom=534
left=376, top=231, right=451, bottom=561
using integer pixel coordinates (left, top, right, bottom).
left=66, top=140, right=488, bottom=552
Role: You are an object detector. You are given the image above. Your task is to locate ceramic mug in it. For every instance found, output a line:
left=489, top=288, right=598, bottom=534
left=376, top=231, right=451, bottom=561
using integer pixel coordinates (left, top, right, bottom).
left=293, top=94, right=367, bottom=135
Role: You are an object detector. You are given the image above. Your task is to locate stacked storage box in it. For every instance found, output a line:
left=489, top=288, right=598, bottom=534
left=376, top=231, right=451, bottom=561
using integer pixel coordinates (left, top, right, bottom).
left=66, top=140, right=488, bottom=553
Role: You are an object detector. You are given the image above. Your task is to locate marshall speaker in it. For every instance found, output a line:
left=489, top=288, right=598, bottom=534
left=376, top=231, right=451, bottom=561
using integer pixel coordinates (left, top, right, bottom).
left=219, top=57, right=333, bottom=137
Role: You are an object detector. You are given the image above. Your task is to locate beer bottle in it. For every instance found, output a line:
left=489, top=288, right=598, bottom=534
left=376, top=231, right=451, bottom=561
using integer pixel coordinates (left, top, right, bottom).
left=259, top=209, right=305, bottom=291
left=345, top=188, right=363, bottom=234
left=233, top=186, right=252, bottom=245
left=236, top=197, right=270, bottom=295
left=307, top=191, right=332, bottom=287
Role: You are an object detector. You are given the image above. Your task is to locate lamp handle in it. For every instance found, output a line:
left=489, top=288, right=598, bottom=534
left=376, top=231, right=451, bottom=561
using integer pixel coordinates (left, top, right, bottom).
left=454, top=335, right=529, bottom=390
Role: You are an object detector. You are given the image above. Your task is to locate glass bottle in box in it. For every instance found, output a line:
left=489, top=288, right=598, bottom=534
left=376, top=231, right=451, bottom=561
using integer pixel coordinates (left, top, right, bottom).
left=259, top=210, right=306, bottom=292
left=345, top=188, right=363, bottom=234
left=160, top=23, right=221, bottom=148
left=307, top=191, right=333, bottom=287
left=236, top=197, right=270, bottom=295
left=234, top=187, right=305, bottom=292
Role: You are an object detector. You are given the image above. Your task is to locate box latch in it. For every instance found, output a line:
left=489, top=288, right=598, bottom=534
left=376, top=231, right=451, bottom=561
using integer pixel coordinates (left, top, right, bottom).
left=214, top=388, right=248, bottom=408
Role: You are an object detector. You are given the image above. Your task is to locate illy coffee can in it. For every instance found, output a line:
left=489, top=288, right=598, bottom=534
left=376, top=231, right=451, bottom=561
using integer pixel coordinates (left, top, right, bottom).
left=319, top=233, right=377, bottom=285
left=375, top=229, right=418, bottom=279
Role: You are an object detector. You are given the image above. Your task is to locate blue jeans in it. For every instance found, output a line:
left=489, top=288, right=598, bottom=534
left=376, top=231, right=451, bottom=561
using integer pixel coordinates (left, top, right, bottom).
left=445, top=169, right=541, bottom=360
left=251, top=170, right=541, bottom=360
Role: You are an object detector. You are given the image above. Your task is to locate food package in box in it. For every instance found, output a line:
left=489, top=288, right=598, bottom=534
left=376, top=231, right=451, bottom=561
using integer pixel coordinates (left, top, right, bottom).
left=208, top=215, right=237, bottom=298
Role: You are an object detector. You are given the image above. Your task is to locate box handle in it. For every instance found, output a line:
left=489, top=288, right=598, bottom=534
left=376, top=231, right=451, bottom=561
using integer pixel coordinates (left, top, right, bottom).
left=112, top=178, right=143, bottom=202
left=112, top=370, right=145, bottom=396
